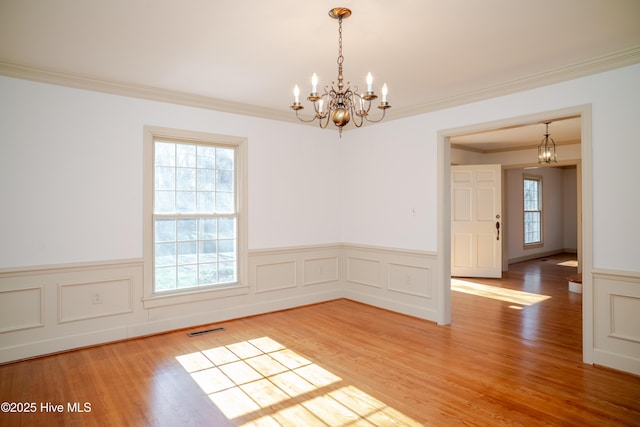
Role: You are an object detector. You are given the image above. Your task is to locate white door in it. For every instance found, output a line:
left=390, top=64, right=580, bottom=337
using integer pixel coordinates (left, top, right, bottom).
left=451, top=164, right=502, bottom=278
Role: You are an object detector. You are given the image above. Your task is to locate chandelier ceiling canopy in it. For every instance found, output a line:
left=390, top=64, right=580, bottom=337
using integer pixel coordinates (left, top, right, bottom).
left=290, top=7, right=391, bottom=136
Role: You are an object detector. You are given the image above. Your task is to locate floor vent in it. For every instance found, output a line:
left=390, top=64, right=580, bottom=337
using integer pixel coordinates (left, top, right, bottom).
left=188, top=327, right=225, bottom=337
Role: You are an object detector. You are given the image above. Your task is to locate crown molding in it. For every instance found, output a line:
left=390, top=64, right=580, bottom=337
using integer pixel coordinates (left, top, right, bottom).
left=391, top=45, right=640, bottom=120
left=1, top=45, right=638, bottom=124
left=0, top=62, right=295, bottom=123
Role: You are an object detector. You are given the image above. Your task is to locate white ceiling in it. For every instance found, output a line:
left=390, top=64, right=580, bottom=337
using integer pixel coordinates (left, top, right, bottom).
left=1, top=0, right=639, bottom=148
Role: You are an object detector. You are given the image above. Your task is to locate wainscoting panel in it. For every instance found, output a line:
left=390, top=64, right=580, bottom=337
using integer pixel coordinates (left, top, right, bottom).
left=343, top=245, right=439, bottom=321
left=59, top=277, right=133, bottom=323
left=0, top=244, right=438, bottom=364
left=387, top=263, right=432, bottom=298
left=254, top=261, right=297, bottom=293
left=304, top=256, right=339, bottom=286
left=0, top=286, right=43, bottom=333
left=249, top=245, right=342, bottom=294
left=593, top=269, right=640, bottom=375
left=0, top=260, right=144, bottom=364
left=346, top=256, right=382, bottom=288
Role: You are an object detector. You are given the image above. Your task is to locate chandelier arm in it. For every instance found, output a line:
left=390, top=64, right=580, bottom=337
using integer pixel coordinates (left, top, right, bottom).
left=318, top=113, right=331, bottom=129
left=363, top=107, right=388, bottom=123
left=294, top=109, right=321, bottom=124
left=351, top=109, right=365, bottom=127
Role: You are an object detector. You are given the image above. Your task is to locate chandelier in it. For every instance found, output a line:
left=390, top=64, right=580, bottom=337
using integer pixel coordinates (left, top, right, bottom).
left=538, top=122, right=557, bottom=164
left=290, top=7, right=391, bottom=136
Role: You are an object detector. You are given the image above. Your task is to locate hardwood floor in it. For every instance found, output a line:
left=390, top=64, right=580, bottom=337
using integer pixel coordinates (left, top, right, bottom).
left=1, top=254, right=639, bottom=426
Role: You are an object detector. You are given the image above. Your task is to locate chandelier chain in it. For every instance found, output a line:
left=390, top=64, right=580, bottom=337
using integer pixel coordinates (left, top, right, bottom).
left=337, top=17, right=344, bottom=67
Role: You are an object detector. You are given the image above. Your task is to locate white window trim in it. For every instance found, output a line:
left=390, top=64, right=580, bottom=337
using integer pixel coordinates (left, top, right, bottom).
left=142, top=126, right=248, bottom=309
left=523, top=174, right=543, bottom=248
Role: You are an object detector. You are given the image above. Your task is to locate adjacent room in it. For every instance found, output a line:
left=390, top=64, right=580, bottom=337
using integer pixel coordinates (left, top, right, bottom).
left=1, top=1, right=639, bottom=425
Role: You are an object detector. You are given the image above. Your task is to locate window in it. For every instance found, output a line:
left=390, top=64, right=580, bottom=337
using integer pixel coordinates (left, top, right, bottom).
left=144, top=127, right=247, bottom=307
left=523, top=175, right=542, bottom=246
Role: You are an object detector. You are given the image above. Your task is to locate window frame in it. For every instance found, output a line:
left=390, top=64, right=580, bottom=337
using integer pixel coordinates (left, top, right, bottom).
left=523, top=174, right=543, bottom=248
left=143, top=126, right=248, bottom=309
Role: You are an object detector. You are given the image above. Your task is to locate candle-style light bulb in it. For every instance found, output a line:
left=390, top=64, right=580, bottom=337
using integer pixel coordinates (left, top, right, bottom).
left=293, top=85, right=300, bottom=103
left=381, top=83, right=388, bottom=103
left=312, top=73, right=318, bottom=93
left=366, top=72, right=373, bottom=92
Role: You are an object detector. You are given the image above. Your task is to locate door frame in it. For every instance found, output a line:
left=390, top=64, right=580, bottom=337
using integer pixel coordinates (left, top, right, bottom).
left=436, top=104, right=594, bottom=364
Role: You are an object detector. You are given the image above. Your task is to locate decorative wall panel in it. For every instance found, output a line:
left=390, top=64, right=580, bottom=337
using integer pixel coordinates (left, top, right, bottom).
left=0, top=287, right=43, bottom=333
left=59, top=277, right=133, bottom=323
left=387, top=263, right=432, bottom=298
left=255, top=261, right=297, bottom=293
left=347, top=257, right=381, bottom=288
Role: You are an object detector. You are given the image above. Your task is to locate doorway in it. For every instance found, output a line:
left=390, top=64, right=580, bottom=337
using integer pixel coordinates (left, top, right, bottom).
left=436, top=105, right=594, bottom=364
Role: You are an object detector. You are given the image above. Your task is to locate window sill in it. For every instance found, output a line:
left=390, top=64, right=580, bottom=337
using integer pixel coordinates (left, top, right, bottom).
left=142, top=284, right=249, bottom=309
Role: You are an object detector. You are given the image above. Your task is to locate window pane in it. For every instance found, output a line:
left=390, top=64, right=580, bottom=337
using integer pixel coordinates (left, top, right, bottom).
left=197, top=145, right=215, bottom=169
left=177, top=265, right=198, bottom=288
left=199, top=240, right=217, bottom=263
left=177, top=219, right=197, bottom=241
left=176, top=191, right=196, bottom=213
left=216, top=170, right=233, bottom=192
left=176, top=168, right=196, bottom=191
left=197, top=192, right=215, bottom=212
left=155, top=219, right=176, bottom=242
left=178, top=241, right=197, bottom=265
left=216, top=192, right=234, bottom=213
left=155, top=242, right=176, bottom=267
left=218, top=261, right=236, bottom=283
left=218, top=218, right=236, bottom=239
left=199, top=263, right=217, bottom=285
left=155, top=143, right=175, bottom=166
left=177, top=145, right=196, bottom=167
left=524, top=212, right=541, bottom=244
left=218, top=239, right=236, bottom=261
left=216, top=147, right=234, bottom=170
left=155, top=167, right=175, bottom=190
left=155, top=191, right=175, bottom=213
left=198, top=169, right=215, bottom=191
left=199, top=218, right=217, bottom=240
left=155, top=266, right=176, bottom=291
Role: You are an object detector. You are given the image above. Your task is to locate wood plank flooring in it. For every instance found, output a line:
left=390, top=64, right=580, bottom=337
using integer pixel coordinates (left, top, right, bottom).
left=1, top=254, right=639, bottom=426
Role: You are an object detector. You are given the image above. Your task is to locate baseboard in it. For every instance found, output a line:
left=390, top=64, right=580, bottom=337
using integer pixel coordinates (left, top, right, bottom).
left=593, top=349, right=640, bottom=377
left=508, top=249, right=568, bottom=264
left=1, top=326, right=129, bottom=364
left=343, top=291, right=438, bottom=322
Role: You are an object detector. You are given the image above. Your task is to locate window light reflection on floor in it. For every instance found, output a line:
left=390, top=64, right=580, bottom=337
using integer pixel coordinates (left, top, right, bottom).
left=176, top=336, right=421, bottom=426
left=451, top=278, right=551, bottom=306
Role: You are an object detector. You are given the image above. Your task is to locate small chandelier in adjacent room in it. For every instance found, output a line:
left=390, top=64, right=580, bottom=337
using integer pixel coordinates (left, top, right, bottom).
left=290, top=7, right=391, bottom=136
left=538, top=121, right=558, bottom=164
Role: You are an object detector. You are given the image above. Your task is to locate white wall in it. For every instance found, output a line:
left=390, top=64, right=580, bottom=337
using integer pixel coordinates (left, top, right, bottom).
left=343, top=64, right=640, bottom=273
left=0, top=76, right=342, bottom=269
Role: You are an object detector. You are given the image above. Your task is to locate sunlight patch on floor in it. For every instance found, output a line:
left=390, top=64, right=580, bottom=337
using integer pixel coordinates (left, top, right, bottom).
left=452, top=278, right=551, bottom=306
left=557, top=259, right=578, bottom=267
left=176, top=336, right=421, bottom=426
